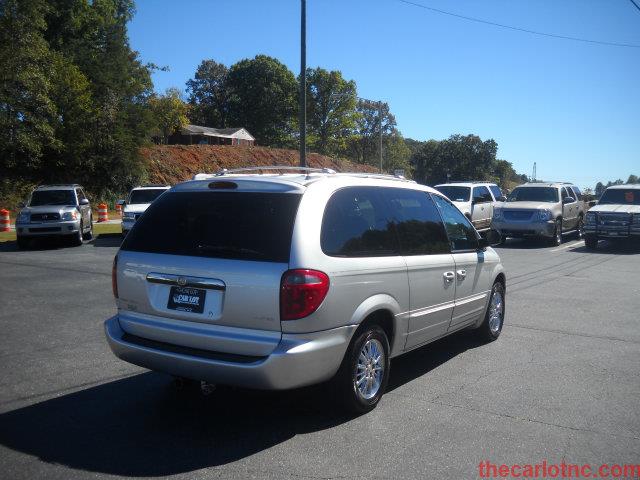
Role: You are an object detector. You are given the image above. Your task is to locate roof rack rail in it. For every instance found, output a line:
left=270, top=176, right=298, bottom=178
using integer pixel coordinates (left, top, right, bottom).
left=339, top=172, right=411, bottom=182
left=36, top=184, right=80, bottom=188
left=213, top=166, right=337, bottom=176
left=137, top=183, right=170, bottom=188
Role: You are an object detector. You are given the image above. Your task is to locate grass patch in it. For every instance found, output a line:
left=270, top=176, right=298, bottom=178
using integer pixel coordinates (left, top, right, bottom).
left=0, top=221, right=121, bottom=243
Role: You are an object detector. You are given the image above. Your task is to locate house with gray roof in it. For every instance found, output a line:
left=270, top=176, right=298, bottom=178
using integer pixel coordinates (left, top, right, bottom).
left=168, top=124, right=255, bottom=146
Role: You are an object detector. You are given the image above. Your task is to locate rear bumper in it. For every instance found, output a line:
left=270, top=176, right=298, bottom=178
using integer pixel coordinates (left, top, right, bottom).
left=493, top=220, right=555, bottom=238
left=16, top=220, right=80, bottom=237
left=104, top=315, right=356, bottom=390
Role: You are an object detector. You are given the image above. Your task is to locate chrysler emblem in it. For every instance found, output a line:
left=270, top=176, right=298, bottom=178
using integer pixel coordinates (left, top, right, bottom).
left=177, top=277, right=187, bottom=286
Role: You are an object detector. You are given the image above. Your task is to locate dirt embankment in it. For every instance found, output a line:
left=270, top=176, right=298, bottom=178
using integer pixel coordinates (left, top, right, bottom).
left=141, top=145, right=376, bottom=185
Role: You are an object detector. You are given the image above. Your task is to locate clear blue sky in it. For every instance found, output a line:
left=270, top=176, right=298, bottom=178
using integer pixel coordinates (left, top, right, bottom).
left=128, top=0, right=640, bottom=189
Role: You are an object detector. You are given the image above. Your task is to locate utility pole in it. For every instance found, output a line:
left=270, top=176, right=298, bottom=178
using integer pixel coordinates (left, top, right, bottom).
left=299, top=0, right=306, bottom=168
left=378, top=101, right=383, bottom=173
left=532, top=162, right=537, bottom=182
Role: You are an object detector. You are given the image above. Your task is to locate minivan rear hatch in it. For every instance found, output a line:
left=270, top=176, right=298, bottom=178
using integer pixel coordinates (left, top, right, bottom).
left=116, top=182, right=302, bottom=356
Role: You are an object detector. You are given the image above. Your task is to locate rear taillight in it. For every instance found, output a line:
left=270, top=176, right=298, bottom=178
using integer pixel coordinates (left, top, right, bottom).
left=112, top=255, right=118, bottom=299
left=280, top=269, right=330, bottom=320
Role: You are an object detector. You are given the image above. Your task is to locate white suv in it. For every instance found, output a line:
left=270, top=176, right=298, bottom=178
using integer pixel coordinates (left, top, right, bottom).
left=105, top=167, right=506, bottom=413
left=119, top=185, right=170, bottom=236
left=434, top=182, right=505, bottom=233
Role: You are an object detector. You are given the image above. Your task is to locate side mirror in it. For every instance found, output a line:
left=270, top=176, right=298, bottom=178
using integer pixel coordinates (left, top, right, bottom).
left=563, top=197, right=575, bottom=204
left=80, top=198, right=90, bottom=206
left=18, top=202, right=25, bottom=208
left=498, top=196, right=507, bottom=202
left=478, top=236, right=489, bottom=250
left=116, top=199, right=126, bottom=206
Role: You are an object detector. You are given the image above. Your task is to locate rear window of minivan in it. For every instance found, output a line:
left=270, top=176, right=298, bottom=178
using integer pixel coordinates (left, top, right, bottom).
left=121, top=191, right=301, bottom=262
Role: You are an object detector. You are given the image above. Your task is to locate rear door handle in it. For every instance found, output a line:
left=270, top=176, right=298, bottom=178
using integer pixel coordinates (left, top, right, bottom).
left=443, top=271, right=455, bottom=283
left=456, top=269, right=467, bottom=280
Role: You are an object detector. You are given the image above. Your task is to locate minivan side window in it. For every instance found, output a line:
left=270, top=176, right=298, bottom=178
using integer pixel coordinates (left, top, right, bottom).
left=431, top=194, right=479, bottom=251
left=383, top=189, right=450, bottom=255
left=473, top=186, right=493, bottom=203
left=321, top=187, right=399, bottom=257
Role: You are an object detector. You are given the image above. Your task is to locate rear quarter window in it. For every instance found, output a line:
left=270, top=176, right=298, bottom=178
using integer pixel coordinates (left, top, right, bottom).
left=121, top=191, right=301, bottom=263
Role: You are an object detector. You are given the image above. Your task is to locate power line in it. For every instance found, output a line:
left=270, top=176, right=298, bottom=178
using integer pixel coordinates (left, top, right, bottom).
left=397, top=0, right=640, bottom=48
left=629, top=0, right=640, bottom=14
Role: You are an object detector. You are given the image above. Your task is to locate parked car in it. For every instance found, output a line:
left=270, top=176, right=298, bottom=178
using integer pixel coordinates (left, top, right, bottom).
left=118, top=184, right=170, bottom=236
left=15, top=184, right=93, bottom=249
left=433, top=182, right=505, bottom=234
left=584, top=184, right=640, bottom=249
left=105, top=167, right=506, bottom=413
left=492, top=182, right=586, bottom=246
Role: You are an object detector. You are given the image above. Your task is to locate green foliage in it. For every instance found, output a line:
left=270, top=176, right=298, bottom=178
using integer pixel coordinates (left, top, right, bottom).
left=345, top=99, right=397, bottom=166
left=149, top=88, right=189, bottom=143
left=304, top=67, right=358, bottom=155
left=627, top=174, right=639, bottom=184
left=411, top=134, right=519, bottom=187
left=1, top=0, right=154, bottom=198
left=226, top=55, right=298, bottom=147
left=186, top=59, right=229, bottom=127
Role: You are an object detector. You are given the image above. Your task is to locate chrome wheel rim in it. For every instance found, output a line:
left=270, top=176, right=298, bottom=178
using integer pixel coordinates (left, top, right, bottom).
left=556, top=223, right=562, bottom=244
left=488, top=290, right=504, bottom=334
left=354, top=338, right=385, bottom=400
left=577, top=219, right=584, bottom=239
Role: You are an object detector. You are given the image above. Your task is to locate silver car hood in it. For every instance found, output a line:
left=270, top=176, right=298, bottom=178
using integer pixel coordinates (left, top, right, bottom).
left=123, top=204, right=152, bottom=214
left=590, top=204, right=640, bottom=214
left=499, top=201, right=554, bottom=210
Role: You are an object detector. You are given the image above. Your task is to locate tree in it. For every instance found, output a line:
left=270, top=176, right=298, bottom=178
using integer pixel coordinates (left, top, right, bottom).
left=186, top=59, right=229, bottom=127
left=149, top=88, right=189, bottom=144
left=627, top=174, right=638, bottom=184
left=226, top=55, right=297, bottom=147
left=411, top=134, right=499, bottom=185
left=346, top=99, right=397, bottom=166
left=595, top=182, right=605, bottom=197
left=0, top=0, right=59, bottom=174
left=304, top=67, right=357, bottom=155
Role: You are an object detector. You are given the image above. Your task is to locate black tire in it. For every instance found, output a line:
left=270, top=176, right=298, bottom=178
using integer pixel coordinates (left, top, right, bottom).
left=334, top=325, right=390, bottom=414
left=83, top=215, right=93, bottom=240
left=576, top=215, right=584, bottom=239
left=585, top=236, right=598, bottom=250
left=70, top=222, right=83, bottom=246
left=549, top=219, right=562, bottom=246
left=16, top=236, right=29, bottom=250
left=475, top=281, right=505, bottom=342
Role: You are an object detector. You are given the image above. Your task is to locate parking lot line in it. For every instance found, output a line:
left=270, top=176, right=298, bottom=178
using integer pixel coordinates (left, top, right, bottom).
left=550, top=240, right=583, bottom=252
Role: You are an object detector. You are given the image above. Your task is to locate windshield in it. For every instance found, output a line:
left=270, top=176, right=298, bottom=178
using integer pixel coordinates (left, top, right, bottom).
left=129, top=188, right=167, bottom=204
left=29, top=190, right=76, bottom=206
left=599, top=189, right=640, bottom=205
left=434, top=186, right=470, bottom=202
left=507, top=187, right=558, bottom=203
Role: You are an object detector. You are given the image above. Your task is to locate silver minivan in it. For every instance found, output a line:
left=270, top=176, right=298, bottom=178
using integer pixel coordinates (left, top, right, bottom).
left=105, top=168, right=506, bottom=412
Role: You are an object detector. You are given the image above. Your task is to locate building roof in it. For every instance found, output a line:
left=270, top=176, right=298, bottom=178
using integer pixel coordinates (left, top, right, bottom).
left=180, top=124, right=255, bottom=141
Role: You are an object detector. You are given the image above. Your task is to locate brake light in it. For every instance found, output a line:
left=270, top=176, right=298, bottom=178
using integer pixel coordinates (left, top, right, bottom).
left=112, top=255, right=118, bottom=299
left=280, top=269, right=329, bottom=320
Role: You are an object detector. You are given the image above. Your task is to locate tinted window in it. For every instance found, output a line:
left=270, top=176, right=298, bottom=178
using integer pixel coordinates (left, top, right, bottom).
left=571, top=186, right=582, bottom=200
left=434, top=186, right=470, bottom=202
left=489, top=185, right=502, bottom=200
left=599, top=189, right=640, bottom=205
left=29, top=190, right=76, bottom=206
left=76, top=189, right=87, bottom=202
left=432, top=194, right=479, bottom=251
left=129, top=189, right=168, bottom=204
left=121, top=191, right=301, bottom=263
left=473, top=186, right=493, bottom=203
left=384, top=189, right=450, bottom=255
left=507, top=187, right=559, bottom=203
left=562, top=187, right=573, bottom=200
left=321, top=187, right=398, bottom=257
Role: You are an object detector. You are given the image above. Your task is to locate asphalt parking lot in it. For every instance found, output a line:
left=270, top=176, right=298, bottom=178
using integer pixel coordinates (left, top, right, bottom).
left=0, top=235, right=638, bottom=479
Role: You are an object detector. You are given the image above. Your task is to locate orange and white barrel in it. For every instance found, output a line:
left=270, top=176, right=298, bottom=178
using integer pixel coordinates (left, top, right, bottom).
left=115, top=203, right=122, bottom=216
left=0, top=209, right=9, bottom=232
left=98, top=203, right=109, bottom=222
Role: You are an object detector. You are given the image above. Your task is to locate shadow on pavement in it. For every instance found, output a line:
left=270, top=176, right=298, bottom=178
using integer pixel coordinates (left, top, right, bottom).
left=90, top=233, right=122, bottom=248
left=568, top=239, right=640, bottom=255
left=0, top=331, right=483, bottom=476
